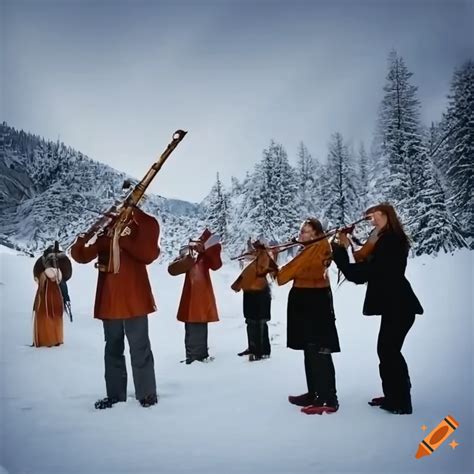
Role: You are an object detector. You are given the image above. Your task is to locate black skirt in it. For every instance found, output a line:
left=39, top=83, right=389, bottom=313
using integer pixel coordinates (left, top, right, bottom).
left=287, top=286, right=340, bottom=352
left=243, top=286, right=271, bottom=321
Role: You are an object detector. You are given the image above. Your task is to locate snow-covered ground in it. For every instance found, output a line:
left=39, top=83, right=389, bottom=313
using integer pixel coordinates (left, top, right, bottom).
left=0, top=247, right=472, bottom=474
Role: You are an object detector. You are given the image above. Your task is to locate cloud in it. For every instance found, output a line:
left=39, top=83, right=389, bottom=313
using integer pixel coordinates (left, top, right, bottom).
left=3, top=0, right=472, bottom=201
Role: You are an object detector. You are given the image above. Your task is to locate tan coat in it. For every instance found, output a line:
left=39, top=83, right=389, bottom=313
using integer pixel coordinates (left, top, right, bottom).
left=231, top=248, right=277, bottom=292
left=176, top=236, right=222, bottom=323
left=277, top=239, right=332, bottom=288
left=71, top=207, right=160, bottom=320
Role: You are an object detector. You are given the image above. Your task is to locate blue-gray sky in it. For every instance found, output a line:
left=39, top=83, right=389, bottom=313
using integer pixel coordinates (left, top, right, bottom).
left=2, top=0, right=473, bottom=202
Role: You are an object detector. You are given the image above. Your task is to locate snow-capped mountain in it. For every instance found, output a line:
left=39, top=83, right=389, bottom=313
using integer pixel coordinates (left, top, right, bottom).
left=0, top=122, right=204, bottom=259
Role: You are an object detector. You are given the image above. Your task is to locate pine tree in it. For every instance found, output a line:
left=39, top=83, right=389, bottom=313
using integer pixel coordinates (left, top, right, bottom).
left=295, top=141, right=319, bottom=217
left=442, top=60, right=474, bottom=246
left=205, top=172, right=229, bottom=243
left=240, top=142, right=279, bottom=241
left=374, top=51, right=425, bottom=210
left=357, top=142, right=370, bottom=209
left=273, top=142, right=299, bottom=238
left=227, top=170, right=258, bottom=256
left=405, top=149, right=467, bottom=255
left=324, top=132, right=360, bottom=227
left=238, top=140, right=298, bottom=243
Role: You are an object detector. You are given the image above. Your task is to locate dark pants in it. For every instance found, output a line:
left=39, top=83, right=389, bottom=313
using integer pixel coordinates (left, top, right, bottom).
left=103, top=316, right=156, bottom=401
left=184, top=322, right=209, bottom=361
left=243, top=288, right=271, bottom=357
left=246, top=319, right=271, bottom=356
left=304, top=344, right=337, bottom=402
left=377, top=313, right=415, bottom=408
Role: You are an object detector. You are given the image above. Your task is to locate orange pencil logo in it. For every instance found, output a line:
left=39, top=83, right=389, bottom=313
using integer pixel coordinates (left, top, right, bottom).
left=415, top=415, right=459, bottom=459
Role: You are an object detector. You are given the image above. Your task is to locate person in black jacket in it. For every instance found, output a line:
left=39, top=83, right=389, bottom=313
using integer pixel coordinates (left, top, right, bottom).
left=331, top=203, right=423, bottom=415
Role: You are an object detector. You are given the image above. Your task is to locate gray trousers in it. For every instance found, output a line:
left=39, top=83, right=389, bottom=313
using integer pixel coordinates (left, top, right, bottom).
left=103, top=316, right=156, bottom=401
left=184, top=322, right=209, bottom=361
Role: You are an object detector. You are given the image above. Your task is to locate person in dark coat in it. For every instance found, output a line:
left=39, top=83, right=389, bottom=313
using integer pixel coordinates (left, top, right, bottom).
left=277, top=218, right=340, bottom=415
left=332, top=203, right=423, bottom=415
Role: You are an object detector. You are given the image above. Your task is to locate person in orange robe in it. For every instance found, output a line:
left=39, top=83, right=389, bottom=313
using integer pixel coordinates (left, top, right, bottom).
left=71, top=206, right=160, bottom=409
left=175, top=229, right=222, bottom=364
left=32, top=244, right=72, bottom=347
left=231, top=240, right=277, bottom=361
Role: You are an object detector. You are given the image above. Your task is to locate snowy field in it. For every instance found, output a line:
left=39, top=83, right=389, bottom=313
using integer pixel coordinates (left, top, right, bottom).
left=0, top=247, right=472, bottom=474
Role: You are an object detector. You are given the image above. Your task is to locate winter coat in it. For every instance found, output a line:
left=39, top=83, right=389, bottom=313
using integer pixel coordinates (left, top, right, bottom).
left=331, top=232, right=424, bottom=316
left=277, top=239, right=332, bottom=288
left=176, top=234, right=222, bottom=324
left=231, top=247, right=276, bottom=292
left=71, top=207, right=160, bottom=320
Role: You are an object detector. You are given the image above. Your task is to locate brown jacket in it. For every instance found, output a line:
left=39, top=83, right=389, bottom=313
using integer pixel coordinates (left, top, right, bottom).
left=277, top=239, right=332, bottom=288
left=71, top=207, right=160, bottom=320
left=176, top=234, right=222, bottom=323
left=231, top=248, right=276, bottom=292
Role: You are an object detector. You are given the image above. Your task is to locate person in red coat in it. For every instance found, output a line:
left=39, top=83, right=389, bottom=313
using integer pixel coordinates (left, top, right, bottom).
left=175, top=229, right=222, bottom=364
left=71, top=207, right=160, bottom=409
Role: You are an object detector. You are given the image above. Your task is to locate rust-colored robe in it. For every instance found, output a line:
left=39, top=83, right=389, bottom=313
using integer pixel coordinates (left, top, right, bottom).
left=176, top=235, right=222, bottom=324
left=71, top=207, right=160, bottom=320
left=32, top=252, right=72, bottom=347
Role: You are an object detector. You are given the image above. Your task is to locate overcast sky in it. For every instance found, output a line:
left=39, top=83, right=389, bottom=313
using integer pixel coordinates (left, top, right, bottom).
left=2, top=0, right=473, bottom=202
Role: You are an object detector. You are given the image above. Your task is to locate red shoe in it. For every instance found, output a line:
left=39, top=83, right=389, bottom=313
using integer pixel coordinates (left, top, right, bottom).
left=368, top=396, right=385, bottom=406
left=301, top=398, right=339, bottom=415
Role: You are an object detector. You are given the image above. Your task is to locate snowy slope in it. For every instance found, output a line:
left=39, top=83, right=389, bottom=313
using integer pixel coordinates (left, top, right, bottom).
left=0, top=247, right=472, bottom=474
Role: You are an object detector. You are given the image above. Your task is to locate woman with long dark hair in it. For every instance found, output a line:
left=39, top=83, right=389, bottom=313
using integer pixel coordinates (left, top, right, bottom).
left=332, top=203, right=423, bottom=414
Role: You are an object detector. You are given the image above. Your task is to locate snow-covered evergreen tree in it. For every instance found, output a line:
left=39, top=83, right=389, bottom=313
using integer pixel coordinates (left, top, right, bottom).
left=404, top=149, right=467, bottom=255
left=205, top=172, right=229, bottom=243
left=237, top=140, right=299, bottom=244
left=273, top=142, right=299, bottom=238
left=295, top=141, right=321, bottom=217
left=323, top=132, right=360, bottom=227
left=357, top=142, right=370, bottom=210
left=374, top=51, right=425, bottom=212
left=441, top=60, right=474, bottom=247
left=239, top=141, right=281, bottom=241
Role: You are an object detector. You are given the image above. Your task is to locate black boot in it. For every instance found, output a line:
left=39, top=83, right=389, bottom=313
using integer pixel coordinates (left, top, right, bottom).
left=368, top=396, right=385, bottom=406
left=379, top=400, right=412, bottom=415
left=288, top=392, right=315, bottom=407
left=238, top=349, right=251, bottom=357
left=381, top=377, right=412, bottom=414
left=139, top=393, right=158, bottom=407
left=94, top=397, right=123, bottom=410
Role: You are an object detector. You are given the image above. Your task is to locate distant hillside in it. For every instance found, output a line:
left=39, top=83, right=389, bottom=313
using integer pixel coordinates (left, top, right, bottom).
left=0, top=122, right=204, bottom=259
